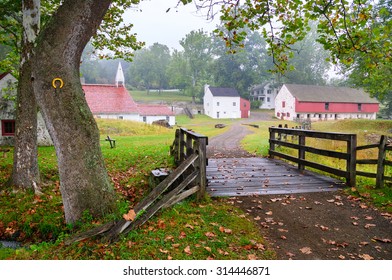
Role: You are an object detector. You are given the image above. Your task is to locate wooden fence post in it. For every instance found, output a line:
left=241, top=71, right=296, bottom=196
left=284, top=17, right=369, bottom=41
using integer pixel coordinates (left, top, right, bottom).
left=347, top=134, right=357, bottom=187
left=269, top=127, right=275, bottom=159
left=186, top=133, right=193, bottom=158
left=171, top=129, right=180, bottom=163
left=298, top=134, right=305, bottom=172
left=196, top=137, right=207, bottom=200
left=376, top=135, right=387, bottom=188
left=179, top=129, right=185, bottom=163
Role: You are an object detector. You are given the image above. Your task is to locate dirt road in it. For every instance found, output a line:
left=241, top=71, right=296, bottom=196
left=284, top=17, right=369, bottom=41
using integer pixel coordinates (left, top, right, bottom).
left=207, top=112, right=392, bottom=260
left=207, top=111, right=273, bottom=158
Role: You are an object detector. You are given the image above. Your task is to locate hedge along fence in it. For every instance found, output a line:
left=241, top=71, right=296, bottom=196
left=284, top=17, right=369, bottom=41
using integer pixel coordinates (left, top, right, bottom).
left=269, top=126, right=392, bottom=188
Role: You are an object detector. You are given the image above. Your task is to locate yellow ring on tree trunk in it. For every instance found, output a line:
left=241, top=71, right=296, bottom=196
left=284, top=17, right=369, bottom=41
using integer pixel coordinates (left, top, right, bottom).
left=52, top=78, right=64, bottom=89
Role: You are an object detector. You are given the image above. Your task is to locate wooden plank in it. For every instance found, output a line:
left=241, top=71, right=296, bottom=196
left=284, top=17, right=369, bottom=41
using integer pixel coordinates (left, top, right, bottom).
left=269, top=127, right=355, bottom=141
left=206, top=168, right=298, bottom=174
left=269, top=150, right=348, bottom=178
left=164, top=185, right=200, bottom=209
left=209, top=182, right=343, bottom=197
left=106, top=154, right=199, bottom=238
left=356, top=159, right=378, bottom=165
left=376, top=135, right=387, bottom=188
left=209, top=182, right=342, bottom=191
left=207, top=172, right=338, bottom=183
left=136, top=153, right=198, bottom=212
left=269, top=128, right=276, bottom=159
left=270, top=139, right=350, bottom=160
left=298, top=134, right=305, bottom=171
left=121, top=169, right=200, bottom=236
left=384, top=160, right=392, bottom=166
left=356, top=171, right=377, bottom=178
left=209, top=187, right=342, bottom=197
left=356, top=143, right=379, bottom=151
left=208, top=179, right=340, bottom=189
left=207, top=157, right=345, bottom=197
left=64, top=221, right=116, bottom=245
left=385, top=175, right=392, bottom=181
left=196, top=137, right=207, bottom=200
left=347, top=134, right=357, bottom=187
left=180, top=127, right=208, bottom=141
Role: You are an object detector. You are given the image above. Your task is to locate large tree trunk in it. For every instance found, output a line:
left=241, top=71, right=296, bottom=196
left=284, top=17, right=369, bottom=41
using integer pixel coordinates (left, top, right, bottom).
left=11, top=0, right=40, bottom=190
left=12, top=60, right=40, bottom=190
left=29, top=0, right=116, bottom=223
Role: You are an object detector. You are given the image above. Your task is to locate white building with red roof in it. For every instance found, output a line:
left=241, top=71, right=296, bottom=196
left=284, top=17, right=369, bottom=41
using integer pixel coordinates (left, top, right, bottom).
left=83, top=63, right=175, bottom=126
left=275, top=84, right=379, bottom=121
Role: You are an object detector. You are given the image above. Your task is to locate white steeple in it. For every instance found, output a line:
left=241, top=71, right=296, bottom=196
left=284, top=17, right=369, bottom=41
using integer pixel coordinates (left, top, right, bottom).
left=115, top=62, right=125, bottom=87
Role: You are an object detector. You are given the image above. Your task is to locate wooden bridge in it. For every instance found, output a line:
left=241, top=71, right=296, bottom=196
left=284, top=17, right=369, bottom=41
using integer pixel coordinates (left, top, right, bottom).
left=206, top=157, right=343, bottom=197
left=67, top=126, right=390, bottom=243
left=170, top=127, right=391, bottom=198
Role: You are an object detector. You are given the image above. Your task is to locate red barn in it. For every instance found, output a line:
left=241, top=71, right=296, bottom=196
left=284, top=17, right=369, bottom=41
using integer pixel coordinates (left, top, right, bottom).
left=275, top=84, right=379, bottom=121
left=240, top=97, right=250, bottom=118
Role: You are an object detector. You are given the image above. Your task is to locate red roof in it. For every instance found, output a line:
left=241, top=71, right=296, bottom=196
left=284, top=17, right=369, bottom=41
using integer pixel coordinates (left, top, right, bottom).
left=0, top=73, right=9, bottom=81
left=83, top=84, right=174, bottom=116
left=138, top=104, right=174, bottom=116
left=0, top=72, right=12, bottom=82
left=83, top=84, right=138, bottom=114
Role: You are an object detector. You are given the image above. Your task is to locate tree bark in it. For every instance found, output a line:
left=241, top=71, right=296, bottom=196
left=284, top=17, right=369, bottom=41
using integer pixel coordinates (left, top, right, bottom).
left=30, top=0, right=116, bottom=223
left=11, top=0, right=40, bottom=190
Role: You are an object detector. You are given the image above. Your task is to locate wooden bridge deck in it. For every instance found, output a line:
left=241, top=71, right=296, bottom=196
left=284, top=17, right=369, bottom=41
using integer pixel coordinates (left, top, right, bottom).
left=206, top=157, right=345, bottom=197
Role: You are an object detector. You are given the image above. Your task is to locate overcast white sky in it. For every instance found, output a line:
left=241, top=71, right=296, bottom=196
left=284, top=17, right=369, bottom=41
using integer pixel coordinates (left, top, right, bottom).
left=123, top=0, right=220, bottom=50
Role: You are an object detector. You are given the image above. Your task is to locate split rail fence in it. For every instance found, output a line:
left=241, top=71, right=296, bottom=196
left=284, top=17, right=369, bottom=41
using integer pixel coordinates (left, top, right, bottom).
left=269, top=126, right=391, bottom=188
left=66, top=128, right=208, bottom=244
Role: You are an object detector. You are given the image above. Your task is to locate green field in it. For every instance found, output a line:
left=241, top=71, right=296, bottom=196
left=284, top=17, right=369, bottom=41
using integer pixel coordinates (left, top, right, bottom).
left=0, top=117, right=274, bottom=260
left=130, top=90, right=194, bottom=103
left=1, top=116, right=391, bottom=259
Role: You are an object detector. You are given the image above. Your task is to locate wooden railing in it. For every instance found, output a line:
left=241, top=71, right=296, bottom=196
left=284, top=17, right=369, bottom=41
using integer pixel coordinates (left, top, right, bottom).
left=269, top=127, right=391, bottom=188
left=170, top=128, right=208, bottom=199
left=269, top=127, right=357, bottom=186
left=356, top=135, right=392, bottom=188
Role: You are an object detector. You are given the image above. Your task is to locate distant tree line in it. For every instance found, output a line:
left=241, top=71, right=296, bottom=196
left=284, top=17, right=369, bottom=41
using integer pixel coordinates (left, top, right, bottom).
left=80, top=26, right=332, bottom=103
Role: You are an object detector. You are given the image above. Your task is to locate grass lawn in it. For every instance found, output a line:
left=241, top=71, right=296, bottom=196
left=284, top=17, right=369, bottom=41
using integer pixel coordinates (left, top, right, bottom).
left=130, top=90, right=194, bottom=103
left=1, top=116, right=391, bottom=259
left=0, top=117, right=274, bottom=260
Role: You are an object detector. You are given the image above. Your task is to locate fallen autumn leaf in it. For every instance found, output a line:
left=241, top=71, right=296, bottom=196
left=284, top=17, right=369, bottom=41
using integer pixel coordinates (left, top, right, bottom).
left=184, top=246, right=192, bottom=255
left=300, top=247, right=312, bottom=254
left=123, top=209, right=136, bottom=221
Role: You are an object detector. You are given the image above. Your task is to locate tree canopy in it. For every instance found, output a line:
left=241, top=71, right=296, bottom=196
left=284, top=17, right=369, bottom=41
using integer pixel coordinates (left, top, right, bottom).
left=211, top=0, right=391, bottom=101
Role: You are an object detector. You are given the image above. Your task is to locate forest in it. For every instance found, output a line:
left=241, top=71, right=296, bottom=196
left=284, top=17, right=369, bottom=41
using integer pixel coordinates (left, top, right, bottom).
left=79, top=25, right=334, bottom=103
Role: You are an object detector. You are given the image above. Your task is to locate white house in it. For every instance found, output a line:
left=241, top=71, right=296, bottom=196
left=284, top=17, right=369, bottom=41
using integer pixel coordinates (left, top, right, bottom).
left=275, top=84, right=379, bottom=121
left=203, top=85, right=250, bottom=119
left=249, top=82, right=280, bottom=109
left=0, top=73, right=52, bottom=146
